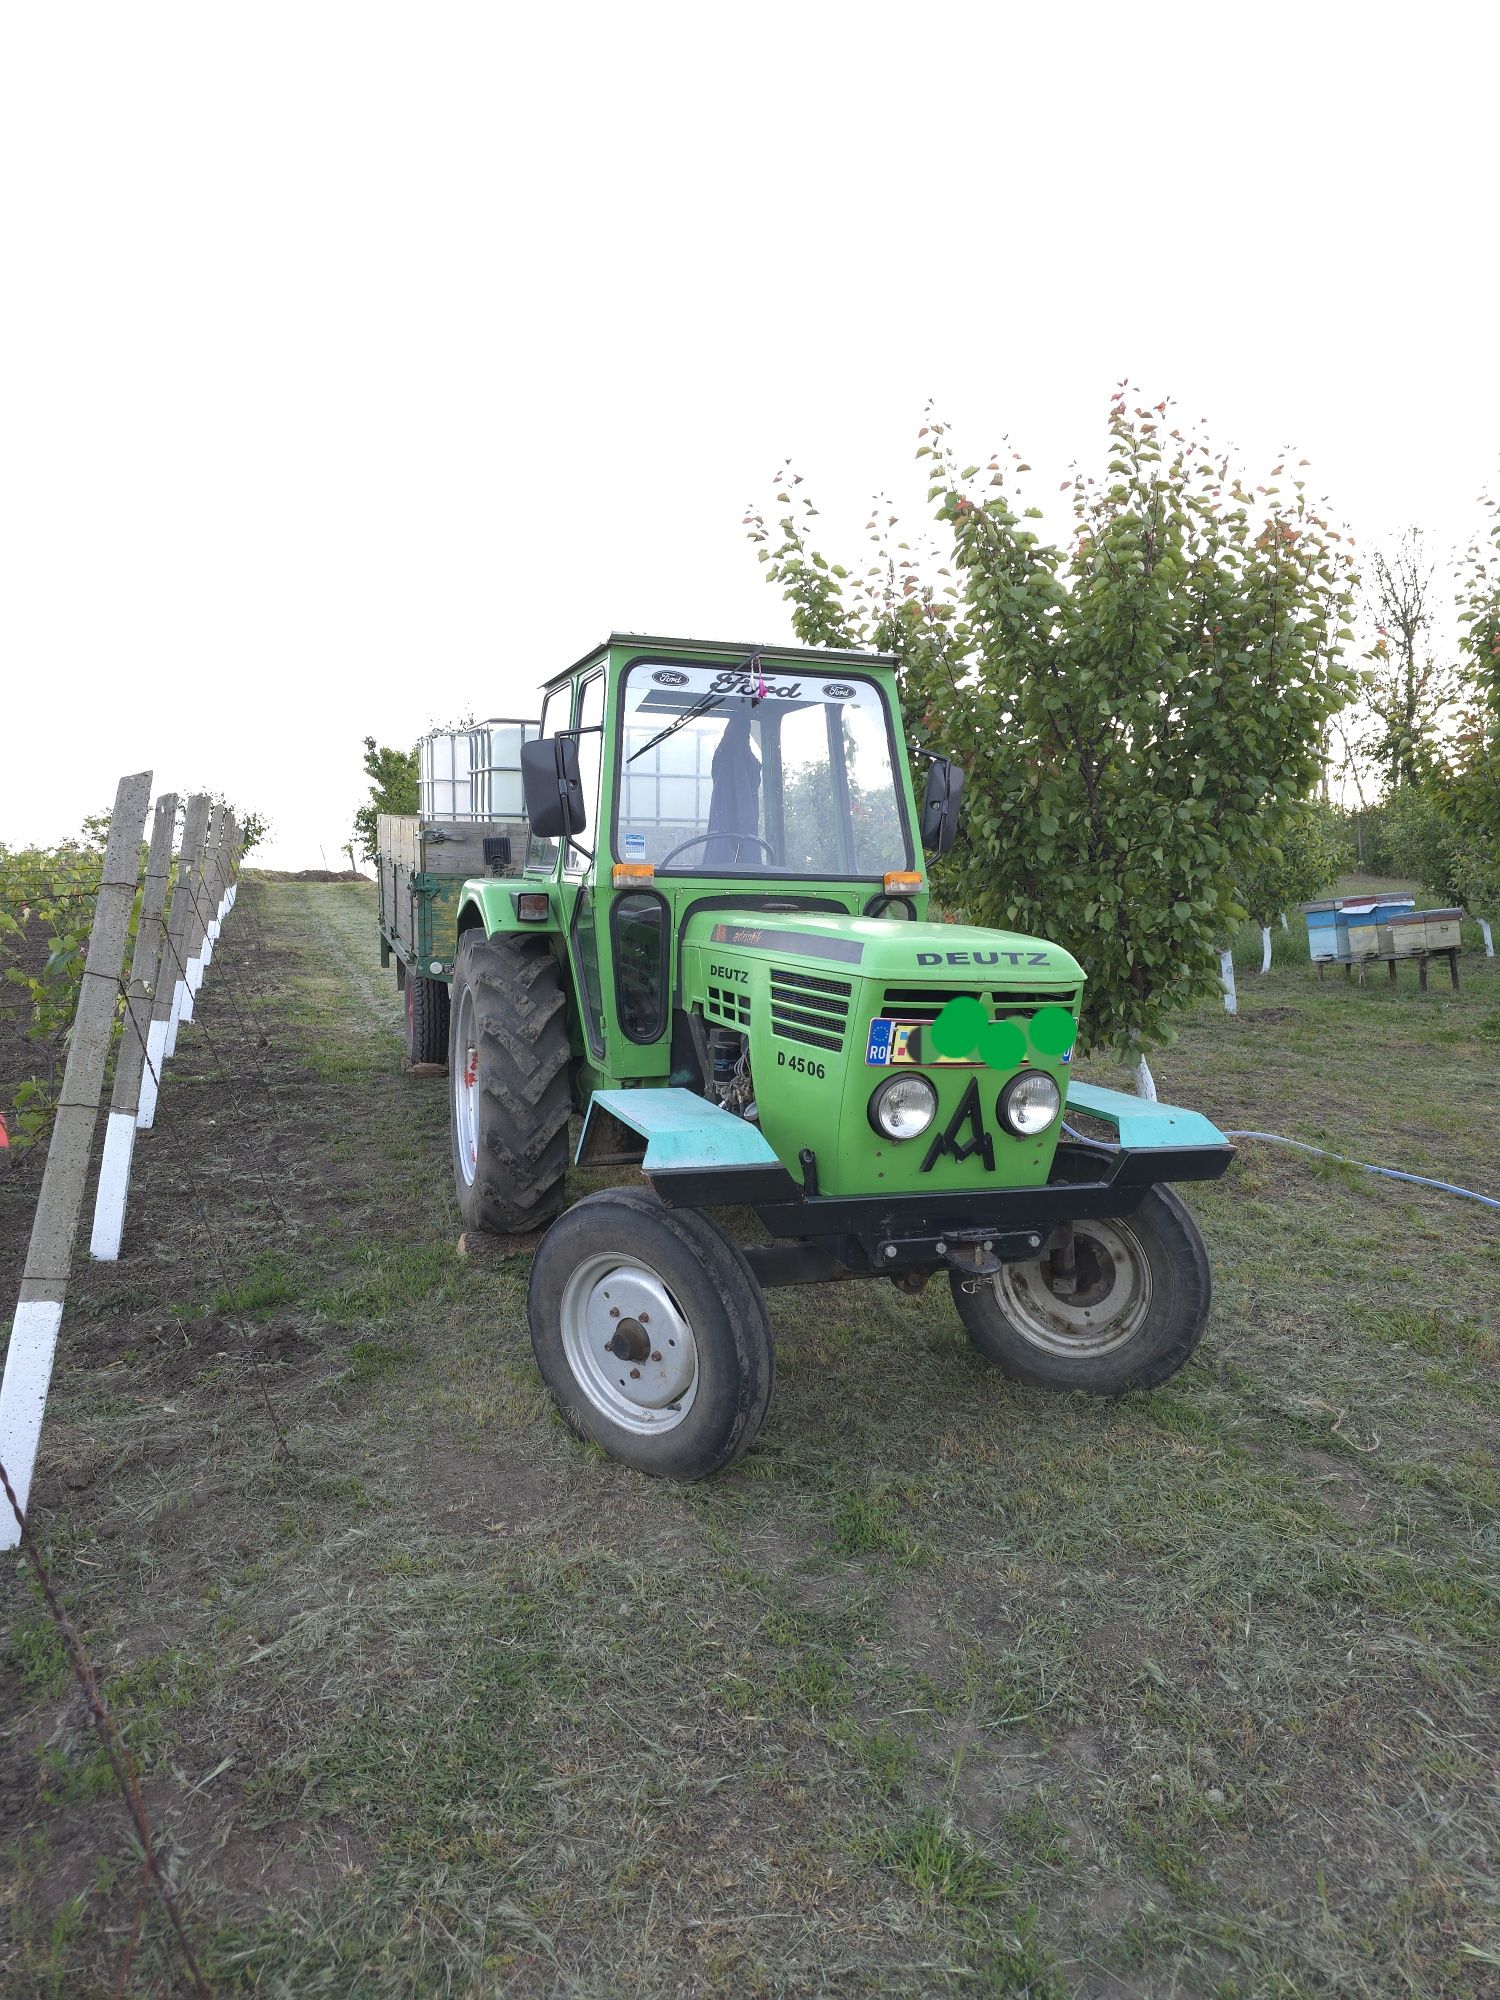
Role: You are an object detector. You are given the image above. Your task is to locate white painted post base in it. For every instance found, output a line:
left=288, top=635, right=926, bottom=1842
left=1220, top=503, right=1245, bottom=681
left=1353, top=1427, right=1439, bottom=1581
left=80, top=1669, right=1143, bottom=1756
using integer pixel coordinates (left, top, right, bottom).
left=164, top=978, right=191, bottom=1057
left=1279, top=912, right=1290, bottom=930
left=1220, top=949, right=1238, bottom=1013
left=0, top=1299, right=64, bottom=1546
left=88, top=1112, right=138, bottom=1260
left=1482, top=918, right=1495, bottom=958
left=187, top=950, right=206, bottom=995
left=136, top=1018, right=169, bottom=1129
left=1260, top=926, right=1273, bottom=974
left=1132, top=1056, right=1158, bottom=1100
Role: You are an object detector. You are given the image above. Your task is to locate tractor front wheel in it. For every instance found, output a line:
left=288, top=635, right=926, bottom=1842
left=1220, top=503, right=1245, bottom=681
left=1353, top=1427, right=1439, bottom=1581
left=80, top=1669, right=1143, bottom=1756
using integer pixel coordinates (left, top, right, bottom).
left=528, top=1189, right=775, bottom=1480
left=949, top=1186, right=1211, bottom=1394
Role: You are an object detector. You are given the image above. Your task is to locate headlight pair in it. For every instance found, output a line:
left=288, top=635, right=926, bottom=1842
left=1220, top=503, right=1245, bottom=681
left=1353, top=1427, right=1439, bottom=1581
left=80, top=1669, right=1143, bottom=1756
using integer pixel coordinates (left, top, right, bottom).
left=867, top=1069, right=1061, bottom=1142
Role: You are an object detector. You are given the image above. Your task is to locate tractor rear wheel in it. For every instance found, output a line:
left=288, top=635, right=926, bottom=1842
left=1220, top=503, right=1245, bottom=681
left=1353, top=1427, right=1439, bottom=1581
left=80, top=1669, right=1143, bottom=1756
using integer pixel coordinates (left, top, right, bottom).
left=449, top=930, right=571, bottom=1234
left=404, top=966, right=450, bottom=1066
left=950, top=1186, right=1211, bottom=1394
left=528, top=1188, right=775, bottom=1480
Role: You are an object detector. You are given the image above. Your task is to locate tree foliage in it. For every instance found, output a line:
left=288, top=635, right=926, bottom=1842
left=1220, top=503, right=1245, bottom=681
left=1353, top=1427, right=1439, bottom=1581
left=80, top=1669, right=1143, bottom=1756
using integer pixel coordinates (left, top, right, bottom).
left=353, top=737, right=419, bottom=861
left=747, top=393, right=1358, bottom=1053
left=1359, top=529, right=1456, bottom=790
left=1237, top=797, right=1349, bottom=927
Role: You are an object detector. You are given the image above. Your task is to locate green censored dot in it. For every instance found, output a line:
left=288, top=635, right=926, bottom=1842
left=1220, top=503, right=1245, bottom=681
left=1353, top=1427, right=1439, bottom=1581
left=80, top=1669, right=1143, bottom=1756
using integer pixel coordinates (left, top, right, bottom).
left=930, top=995, right=987, bottom=1058
left=977, top=1018, right=1027, bottom=1071
left=1028, top=1005, right=1078, bottom=1058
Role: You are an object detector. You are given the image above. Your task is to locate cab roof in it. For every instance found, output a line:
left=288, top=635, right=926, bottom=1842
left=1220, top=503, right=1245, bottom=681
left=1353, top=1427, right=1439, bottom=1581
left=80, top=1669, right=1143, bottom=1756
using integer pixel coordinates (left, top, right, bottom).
left=543, top=632, right=899, bottom=694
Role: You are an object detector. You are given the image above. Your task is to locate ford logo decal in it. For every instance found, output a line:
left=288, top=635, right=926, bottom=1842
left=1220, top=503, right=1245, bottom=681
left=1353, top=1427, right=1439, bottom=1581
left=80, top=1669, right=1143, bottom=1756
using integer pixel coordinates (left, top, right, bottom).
left=652, top=669, right=689, bottom=686
left=822, top=681, right=856, bottom=698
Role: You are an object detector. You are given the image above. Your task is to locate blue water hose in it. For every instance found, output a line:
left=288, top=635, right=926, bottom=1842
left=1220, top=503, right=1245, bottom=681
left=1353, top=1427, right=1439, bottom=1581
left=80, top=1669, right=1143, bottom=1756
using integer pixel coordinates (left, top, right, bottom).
left=1062, top=1124, right=1500, bottom=1213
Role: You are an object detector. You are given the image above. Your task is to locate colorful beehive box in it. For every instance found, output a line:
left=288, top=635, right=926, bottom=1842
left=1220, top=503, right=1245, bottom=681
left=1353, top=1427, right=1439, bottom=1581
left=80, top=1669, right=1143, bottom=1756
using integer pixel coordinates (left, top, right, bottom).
left=1388, top=912, right=1428, bottom=957
left=1368, top=895, right=1416, bottom=953
left=1337, top=899, right=1381, bottom=958
left=1419, top=908, right=1463, bottom=950
left=1305, top=900, right=1342, bottom=961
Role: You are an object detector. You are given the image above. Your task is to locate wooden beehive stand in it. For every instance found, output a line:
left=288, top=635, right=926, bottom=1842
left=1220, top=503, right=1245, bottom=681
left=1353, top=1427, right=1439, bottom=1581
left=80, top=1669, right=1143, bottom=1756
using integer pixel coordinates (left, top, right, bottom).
left=0, top=777, right=243, bottom=1550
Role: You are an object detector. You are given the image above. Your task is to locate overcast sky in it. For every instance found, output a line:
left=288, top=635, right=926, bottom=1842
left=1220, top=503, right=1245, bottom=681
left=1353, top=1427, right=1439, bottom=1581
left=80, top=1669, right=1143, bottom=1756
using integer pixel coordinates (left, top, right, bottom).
left=2, top=4, right=1493, bottom=868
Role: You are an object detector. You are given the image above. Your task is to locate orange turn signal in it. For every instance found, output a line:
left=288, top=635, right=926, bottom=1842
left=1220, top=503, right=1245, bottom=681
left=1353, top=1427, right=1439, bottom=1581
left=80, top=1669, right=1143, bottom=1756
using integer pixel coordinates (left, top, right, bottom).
left=883, top=871, right=923, bottom=892
left=612, top=862, right=656, bottom=886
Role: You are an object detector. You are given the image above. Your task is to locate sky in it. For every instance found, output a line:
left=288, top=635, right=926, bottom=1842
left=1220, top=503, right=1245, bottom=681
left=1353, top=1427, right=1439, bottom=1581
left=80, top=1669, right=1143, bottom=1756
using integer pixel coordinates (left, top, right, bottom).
left=2, top=3, right=1494, bottom=868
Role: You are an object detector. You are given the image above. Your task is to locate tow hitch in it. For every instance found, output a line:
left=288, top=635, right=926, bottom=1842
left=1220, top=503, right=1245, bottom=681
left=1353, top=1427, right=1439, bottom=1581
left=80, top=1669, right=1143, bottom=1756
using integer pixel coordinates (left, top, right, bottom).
left=874, top=1226, right=1048, bottom=1285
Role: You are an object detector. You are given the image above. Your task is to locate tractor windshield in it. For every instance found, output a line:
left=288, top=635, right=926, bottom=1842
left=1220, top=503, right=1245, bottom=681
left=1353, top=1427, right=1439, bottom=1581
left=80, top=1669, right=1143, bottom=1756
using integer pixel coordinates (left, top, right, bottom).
left=615, top=662, right=912, bottom=877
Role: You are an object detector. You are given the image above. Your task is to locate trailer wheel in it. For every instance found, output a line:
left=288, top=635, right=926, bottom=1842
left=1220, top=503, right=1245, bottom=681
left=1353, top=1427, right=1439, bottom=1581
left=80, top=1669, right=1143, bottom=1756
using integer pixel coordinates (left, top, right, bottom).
left=528, top=1188, right=775, bottom=1480
left=404, top=969, right=450, bottom=1066
left=950, top=1186, right=1211, bottom=1394
left=450, top=930, right=570, bottom=1233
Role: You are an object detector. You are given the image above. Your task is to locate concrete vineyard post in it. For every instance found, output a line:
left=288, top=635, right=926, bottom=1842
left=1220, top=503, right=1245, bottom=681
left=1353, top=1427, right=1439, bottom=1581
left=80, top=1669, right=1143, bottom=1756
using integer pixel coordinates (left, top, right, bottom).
left=1, top=771, right=152, bottom=1546
left=142, top=793, right=209, bottom=1119
left=89, top=792, right=179, bottom=1261
left=174, top=802, right=218, bottom=1040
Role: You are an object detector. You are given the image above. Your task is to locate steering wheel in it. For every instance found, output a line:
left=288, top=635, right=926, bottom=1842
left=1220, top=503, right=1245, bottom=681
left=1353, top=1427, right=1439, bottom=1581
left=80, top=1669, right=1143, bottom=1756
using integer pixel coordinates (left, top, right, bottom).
left=657, top=831, right=779, bottom=869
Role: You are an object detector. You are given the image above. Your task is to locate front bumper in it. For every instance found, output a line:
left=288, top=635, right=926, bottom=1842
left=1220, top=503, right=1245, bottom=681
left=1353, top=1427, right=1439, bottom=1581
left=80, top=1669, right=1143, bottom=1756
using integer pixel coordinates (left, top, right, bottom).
left=645, top=1137, right=1235, bottom=1277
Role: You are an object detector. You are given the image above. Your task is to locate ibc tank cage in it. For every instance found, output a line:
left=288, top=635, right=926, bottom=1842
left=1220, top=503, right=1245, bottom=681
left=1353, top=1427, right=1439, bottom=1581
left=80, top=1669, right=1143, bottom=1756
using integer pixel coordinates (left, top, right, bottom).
left=419, top=719, right=538, bottom=822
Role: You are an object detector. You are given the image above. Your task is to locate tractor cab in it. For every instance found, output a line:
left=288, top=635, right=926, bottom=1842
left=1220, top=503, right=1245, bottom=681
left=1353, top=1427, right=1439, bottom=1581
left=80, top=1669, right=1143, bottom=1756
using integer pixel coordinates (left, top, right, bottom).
left=504, top=635, right=962, bottom=1092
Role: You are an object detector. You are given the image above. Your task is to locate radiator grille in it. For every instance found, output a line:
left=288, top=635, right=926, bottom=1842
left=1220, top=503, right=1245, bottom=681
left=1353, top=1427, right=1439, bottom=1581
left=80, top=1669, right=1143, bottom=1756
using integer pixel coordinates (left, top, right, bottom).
left=879, top=985, right=1082, bottom=1025
left=770, top=969, right=850, bottom=1053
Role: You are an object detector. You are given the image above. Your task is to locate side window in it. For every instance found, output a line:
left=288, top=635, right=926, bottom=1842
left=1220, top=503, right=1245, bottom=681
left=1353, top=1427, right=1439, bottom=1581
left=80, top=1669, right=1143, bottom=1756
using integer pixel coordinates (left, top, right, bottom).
left=525, top=688, right=567, bottom=873
left=612, top=891, right=668, bottom=1042
left=564, top=674, right=605, bottom=874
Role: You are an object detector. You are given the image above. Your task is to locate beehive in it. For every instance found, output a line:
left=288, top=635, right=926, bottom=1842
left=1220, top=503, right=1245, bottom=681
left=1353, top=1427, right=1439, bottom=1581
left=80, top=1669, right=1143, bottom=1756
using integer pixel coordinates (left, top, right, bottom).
left=1304, top=901, right=1341, bottom=961
left=1419, top=908, right=1463, bottom=950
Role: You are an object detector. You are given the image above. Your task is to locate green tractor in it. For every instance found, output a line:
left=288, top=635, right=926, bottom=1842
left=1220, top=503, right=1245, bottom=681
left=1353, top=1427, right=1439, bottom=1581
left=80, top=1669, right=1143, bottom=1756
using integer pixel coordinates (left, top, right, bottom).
left=395, top=634, right=1233, bottom=1481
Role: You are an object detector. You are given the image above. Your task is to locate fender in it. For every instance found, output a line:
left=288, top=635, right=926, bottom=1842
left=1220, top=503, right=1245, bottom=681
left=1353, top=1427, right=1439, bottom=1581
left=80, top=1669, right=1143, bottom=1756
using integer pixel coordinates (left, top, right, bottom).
left=455, top=875, right=562, bottom=941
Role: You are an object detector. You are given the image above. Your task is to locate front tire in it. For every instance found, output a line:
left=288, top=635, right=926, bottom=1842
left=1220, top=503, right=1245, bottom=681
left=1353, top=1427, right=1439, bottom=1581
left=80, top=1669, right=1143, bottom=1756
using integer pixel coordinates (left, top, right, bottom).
left=528, top=1188, right=775, bottom=1480
left=450, top=930, right=571, bottom=1234
left=950, top=1186, right=1211, bottom=1394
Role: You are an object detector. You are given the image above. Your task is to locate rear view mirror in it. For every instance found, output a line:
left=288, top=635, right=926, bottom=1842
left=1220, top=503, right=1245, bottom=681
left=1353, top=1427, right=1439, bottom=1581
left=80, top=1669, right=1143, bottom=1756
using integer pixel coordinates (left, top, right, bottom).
left=521, top=735, right=586, bottom=839
left=920, top=756, right=964, bottom=855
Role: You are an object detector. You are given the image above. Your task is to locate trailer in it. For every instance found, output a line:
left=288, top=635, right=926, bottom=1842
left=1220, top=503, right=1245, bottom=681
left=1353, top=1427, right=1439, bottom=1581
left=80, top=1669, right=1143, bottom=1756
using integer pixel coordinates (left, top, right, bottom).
left=377, top=719, right=536, bottom=1061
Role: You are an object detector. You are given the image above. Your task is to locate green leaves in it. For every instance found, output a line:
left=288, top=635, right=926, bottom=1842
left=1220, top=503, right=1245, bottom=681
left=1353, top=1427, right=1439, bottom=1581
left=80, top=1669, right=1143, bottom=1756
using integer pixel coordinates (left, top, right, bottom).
left=750, top=396, right=1362, bottom=1053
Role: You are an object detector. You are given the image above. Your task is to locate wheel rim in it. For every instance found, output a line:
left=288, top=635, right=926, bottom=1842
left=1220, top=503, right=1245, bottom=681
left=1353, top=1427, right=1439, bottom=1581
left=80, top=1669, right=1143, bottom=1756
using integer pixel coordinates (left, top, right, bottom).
left=453, top=983, right=479, bottom=1187
left=559, top=1252, right=698, bottom=1435
left=989, top=1218, right=1153, bottom=1358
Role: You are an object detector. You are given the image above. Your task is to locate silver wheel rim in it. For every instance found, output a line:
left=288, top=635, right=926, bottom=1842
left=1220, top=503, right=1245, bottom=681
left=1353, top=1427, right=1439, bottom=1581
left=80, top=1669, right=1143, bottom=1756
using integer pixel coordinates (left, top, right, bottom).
left=559, top=1252, right=698, bottom=1435
left=990, top=1217, right=1153, bottom=1357
left=453, top=983, right=479, bottom=1188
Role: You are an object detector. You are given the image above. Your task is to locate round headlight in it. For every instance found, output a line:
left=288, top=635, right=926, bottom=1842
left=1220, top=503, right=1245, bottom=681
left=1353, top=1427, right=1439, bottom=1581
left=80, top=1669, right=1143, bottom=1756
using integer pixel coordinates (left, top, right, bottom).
left=868, top=1073, right=938, bottom=1141
left=997, top=1070, right=1061, bottom=1138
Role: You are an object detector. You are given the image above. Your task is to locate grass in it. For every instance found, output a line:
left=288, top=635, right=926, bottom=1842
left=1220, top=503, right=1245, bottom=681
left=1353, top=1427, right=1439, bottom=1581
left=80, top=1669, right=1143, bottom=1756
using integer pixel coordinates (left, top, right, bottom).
left=0, top=876, right=1496, bottom=1997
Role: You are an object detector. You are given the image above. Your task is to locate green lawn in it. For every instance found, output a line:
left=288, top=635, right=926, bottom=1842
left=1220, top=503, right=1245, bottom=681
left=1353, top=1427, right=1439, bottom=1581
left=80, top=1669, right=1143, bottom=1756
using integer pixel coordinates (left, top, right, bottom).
left=2, top=880, right=1496, bottom=1998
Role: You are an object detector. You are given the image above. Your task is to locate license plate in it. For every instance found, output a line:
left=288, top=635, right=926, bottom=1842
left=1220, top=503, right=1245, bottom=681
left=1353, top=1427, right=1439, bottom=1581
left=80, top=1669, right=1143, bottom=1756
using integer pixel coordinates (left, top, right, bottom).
left=865, top=1018, right=978, bottom=1067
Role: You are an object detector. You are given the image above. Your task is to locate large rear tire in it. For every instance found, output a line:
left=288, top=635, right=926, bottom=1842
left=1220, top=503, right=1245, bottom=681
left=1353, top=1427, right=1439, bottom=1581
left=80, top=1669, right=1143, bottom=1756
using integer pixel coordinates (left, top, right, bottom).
left=950, top=1186, right=1211, bottom=1394
left=449, top=930, right=571, bottom=1234
left=528, top=1188, right=775, bottom=1480
left=404, top=967, right=450, bottom=1066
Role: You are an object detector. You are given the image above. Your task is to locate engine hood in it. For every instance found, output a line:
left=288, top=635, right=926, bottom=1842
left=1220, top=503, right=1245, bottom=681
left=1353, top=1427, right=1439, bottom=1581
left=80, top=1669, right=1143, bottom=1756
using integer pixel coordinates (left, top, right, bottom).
left=684, top=910, right=1085, bottom=989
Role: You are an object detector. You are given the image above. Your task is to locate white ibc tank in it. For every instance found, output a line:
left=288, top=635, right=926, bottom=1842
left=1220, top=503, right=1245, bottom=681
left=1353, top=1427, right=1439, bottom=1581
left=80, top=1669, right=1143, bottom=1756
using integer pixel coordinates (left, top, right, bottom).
left=419, top=719, right=536, bottom=821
